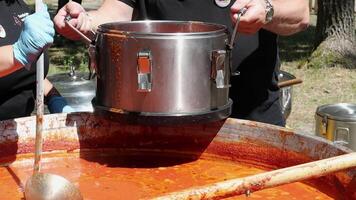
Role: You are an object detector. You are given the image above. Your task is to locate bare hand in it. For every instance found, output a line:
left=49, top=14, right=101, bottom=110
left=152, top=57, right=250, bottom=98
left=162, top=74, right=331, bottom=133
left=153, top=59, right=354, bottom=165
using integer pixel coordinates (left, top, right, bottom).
left=231, top=0, right=267, bottom=34
left=54, top=2, right=92, bottom=40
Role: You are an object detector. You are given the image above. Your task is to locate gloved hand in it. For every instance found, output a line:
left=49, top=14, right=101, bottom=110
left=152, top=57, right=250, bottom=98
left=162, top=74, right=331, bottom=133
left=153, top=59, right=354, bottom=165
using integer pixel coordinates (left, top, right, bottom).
left=47, top=96, right=75, bottom=113
left=13, top=3, right=55, bottom=69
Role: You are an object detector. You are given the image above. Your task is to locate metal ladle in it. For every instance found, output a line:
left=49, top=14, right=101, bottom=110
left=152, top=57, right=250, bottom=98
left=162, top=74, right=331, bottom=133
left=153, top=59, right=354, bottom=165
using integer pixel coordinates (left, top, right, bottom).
left=24, top=1, right=83, bottom=200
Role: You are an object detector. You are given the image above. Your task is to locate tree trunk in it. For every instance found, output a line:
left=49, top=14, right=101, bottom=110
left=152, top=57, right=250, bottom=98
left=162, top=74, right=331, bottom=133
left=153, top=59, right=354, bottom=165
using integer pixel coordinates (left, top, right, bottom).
left=309, top=0, right=356, bottom=68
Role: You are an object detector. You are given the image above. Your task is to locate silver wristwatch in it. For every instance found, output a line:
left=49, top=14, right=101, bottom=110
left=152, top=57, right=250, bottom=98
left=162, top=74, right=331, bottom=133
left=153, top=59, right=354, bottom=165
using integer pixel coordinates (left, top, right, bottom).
left=265, top=0, right=274, bottom=23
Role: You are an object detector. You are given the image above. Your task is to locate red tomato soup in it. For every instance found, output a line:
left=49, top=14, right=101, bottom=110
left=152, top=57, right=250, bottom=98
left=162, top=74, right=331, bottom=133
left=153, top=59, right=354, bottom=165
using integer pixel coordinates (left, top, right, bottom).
left=0, top=151, right=341, bottom=199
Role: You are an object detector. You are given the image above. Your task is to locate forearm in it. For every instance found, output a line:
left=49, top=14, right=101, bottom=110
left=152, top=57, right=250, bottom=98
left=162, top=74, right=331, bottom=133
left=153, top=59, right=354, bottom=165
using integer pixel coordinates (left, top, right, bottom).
left=0, top=45, right=23, bottom=77
left=88, top=0, right=133, bottom=30
left=44, top=78, right=54, bottom=96
left=263, top=0, right=310, bottom=36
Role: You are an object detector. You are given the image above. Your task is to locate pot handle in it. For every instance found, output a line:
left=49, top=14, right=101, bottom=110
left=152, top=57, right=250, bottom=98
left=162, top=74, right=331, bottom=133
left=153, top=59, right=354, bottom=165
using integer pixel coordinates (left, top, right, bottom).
left=227, top=8, right=247, bottom=50
left=137, top=50, right=152, bottom=92
left=64, top=16, right=97, bottom=80
left=334, top=127, right=350, bottom=146
left=211, top=50, right=230, bottom=89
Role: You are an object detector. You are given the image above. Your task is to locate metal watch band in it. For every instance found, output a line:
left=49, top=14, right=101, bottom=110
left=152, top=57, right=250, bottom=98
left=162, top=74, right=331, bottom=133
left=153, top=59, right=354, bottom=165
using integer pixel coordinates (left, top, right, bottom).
left=265, top=0, right=274, bottom=23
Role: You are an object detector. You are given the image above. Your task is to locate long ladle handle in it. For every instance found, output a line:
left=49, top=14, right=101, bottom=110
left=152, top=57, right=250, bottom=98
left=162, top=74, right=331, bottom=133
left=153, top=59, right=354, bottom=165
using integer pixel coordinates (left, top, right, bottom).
left=228, top=8, right=247, bottom=50
left=152, top=152, right=356, bottom=200
left=33, top=0, right=45, bottom=175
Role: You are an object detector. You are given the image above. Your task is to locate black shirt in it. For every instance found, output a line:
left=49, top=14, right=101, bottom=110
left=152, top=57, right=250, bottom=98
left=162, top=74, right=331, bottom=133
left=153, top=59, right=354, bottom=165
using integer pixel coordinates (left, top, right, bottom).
left=119, top=0, right=284, bottom=126
left=0, top=0, right=49, bottom=120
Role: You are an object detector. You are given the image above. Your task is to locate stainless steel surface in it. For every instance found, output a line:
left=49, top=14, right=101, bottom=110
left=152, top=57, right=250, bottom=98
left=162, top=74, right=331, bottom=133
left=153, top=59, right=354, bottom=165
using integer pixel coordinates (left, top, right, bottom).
left=278, top=71, right=295, bottom=120
left=25, top=173, right=83, bottom=200
left=137, top=50, right=152, bottom=92
left=211, top=50, right=229, bottom=89
left=95, top=21, right=231, bottom=116
left=47, top=72, right=96, bottom=112
left=315, top=103, right=356, bottom=151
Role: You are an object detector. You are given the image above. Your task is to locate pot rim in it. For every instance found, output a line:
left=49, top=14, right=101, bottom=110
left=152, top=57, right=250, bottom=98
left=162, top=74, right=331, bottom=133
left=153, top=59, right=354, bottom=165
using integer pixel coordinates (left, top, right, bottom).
left=97, top=20, right=228, bottom=36
left=316, top=103, right=356, bottom=122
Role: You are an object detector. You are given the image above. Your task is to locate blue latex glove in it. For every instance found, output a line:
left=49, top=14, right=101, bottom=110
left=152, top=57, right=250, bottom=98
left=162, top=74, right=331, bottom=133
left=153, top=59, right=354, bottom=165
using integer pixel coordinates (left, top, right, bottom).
left=47, top=96, right=75, bottom=113
left=13, top=3, right=54, bottom=69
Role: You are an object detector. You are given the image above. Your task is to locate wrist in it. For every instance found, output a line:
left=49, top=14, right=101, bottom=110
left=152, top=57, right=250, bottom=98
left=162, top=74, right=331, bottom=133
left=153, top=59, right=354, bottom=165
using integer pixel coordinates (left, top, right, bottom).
left=13, top=41, right=28, bottom=66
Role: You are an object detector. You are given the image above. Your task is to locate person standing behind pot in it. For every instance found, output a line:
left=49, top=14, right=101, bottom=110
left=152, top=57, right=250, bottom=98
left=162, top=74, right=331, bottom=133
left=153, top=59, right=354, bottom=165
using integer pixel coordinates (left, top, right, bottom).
left=54, top=0, right=309, bottom=126
left=0, top=1, right=73, bottom=121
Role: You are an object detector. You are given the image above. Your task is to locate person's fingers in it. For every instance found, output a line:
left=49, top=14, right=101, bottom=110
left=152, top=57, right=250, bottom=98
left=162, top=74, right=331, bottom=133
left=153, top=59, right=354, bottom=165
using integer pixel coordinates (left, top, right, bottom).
left=231, top=0, right=266, bottom=34
left=65, top=1, right=86, bottom=18
left=231, top=0, right=251, bottom=13
left=241, top=1, right=265, bottom=24
left=78, top=12, right=93, bottom=35
left=54, top=2, right=84, bottom=30
left=54, top=3, right=84, bottom=40
left=54, top=7, right=69, bottom=30
left=76, top=12, right=86, bottom=29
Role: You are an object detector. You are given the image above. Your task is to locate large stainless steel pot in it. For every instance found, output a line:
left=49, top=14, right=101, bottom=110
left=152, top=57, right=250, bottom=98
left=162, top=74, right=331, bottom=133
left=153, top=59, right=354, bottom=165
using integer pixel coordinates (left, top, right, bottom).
left=92, top=21, right=232, bottom=123
left=315, top=103, right=356, bottom=151
left=47, top=71, right=96, bottom=112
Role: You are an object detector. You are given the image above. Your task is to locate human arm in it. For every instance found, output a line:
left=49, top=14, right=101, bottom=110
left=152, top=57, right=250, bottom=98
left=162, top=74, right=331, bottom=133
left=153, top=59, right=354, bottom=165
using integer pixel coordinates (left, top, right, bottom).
left=0, top=3, right=54, bottom=78
left=54, top=0, right=133, bottom=40
left=44, top=78, right=75, bottom=113
left=231, top=0, right=309, bottom=36
left=0, top=46, right=23, bottom=77
left=13, top=3, right=54, bottom=66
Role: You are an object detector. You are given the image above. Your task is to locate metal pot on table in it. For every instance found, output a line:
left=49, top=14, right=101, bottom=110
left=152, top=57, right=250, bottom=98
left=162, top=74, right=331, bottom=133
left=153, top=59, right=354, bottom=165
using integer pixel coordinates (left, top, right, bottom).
left=46, top=69, right=96, bottom=112
left=89, top=21, right=236, bottom=123
left=315, top=103, right=356, bottom=151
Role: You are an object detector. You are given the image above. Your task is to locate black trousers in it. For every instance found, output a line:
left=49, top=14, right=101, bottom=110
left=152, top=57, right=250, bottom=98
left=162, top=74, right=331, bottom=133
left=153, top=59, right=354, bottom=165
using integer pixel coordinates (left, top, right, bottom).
left=229, top=76, right=286, bottom=127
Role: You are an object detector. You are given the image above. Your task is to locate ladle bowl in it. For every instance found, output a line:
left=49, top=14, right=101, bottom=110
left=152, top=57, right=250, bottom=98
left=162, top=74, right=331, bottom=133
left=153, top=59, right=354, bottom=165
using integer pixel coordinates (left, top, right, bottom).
left=25, top=173, right=83, bottom=200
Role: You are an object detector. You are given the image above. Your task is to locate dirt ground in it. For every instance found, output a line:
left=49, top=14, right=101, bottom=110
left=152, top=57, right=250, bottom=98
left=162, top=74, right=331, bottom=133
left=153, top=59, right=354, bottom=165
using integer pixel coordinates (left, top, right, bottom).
left=281, top=64, right=356, bottom=135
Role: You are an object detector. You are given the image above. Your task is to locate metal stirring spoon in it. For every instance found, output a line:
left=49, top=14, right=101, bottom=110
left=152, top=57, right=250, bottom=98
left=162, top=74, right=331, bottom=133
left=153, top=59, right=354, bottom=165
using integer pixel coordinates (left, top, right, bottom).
left=24, top=1, right=83, bottom=199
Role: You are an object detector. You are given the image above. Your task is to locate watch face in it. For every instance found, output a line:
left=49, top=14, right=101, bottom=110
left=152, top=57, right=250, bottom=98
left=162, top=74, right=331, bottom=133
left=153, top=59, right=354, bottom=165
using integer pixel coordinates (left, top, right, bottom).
left=266, top=8, right=274, bottom=22
left=215, top=0, right=231, bottom=8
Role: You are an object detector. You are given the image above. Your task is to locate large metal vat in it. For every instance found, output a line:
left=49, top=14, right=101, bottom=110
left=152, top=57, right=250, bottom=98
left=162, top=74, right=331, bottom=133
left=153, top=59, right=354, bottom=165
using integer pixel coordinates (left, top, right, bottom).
left=0, top=113, right=355, bottom=199
left=47, top=72, right=96, bottom=112
left=316, top=103, right=356, bottom=151
left=94, top=21, right=231, bottom=121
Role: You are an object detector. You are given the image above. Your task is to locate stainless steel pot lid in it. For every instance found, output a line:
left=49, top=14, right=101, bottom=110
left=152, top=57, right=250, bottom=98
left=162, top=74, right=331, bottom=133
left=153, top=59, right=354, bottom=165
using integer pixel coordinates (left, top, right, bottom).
left=316, top=103, right=356, bottom=121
